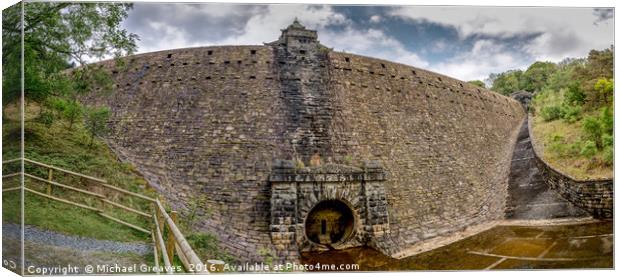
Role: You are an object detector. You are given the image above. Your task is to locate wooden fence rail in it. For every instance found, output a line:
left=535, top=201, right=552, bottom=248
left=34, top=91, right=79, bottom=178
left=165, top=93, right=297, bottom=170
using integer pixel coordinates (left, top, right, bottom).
left=1, top=158, right=211, bottom=274
left=154, top=199, right=209, bottom=273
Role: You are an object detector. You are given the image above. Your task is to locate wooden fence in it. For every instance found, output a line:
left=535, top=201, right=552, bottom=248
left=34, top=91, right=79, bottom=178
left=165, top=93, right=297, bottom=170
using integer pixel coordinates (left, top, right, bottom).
left=1, top=157, right=209, bottom=274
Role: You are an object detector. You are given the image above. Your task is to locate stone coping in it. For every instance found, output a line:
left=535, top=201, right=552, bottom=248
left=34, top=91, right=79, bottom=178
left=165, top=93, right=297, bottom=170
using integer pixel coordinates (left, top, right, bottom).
left=527, top=114, right=613, bottom=182
left=269, top=172, right=386, bottom=183
left=296, top=163, right=365, bottom=174
left=270, top=161, right=386, bottom=182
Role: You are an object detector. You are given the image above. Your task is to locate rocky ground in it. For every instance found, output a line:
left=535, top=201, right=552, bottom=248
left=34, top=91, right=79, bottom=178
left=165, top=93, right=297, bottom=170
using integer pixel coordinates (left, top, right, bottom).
left=2, top=223, right=153, bottom=275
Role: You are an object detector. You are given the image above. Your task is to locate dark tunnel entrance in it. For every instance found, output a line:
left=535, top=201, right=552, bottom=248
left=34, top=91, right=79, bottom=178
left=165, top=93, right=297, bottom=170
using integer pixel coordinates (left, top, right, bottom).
left=305, top=200, right=355, bottom=246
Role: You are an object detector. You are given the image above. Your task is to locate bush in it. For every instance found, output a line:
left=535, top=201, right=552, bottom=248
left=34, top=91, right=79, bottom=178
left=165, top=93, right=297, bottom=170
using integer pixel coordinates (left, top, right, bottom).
left=63, top=100, right=83, bottom=129
left=540, top=105, right=564, bottom=121
left=582, top=107, right=614, bottom=149
left=47, top=97, right=67, bottom=117
left=186, top=233, right=235, bottom=264
left=602, top=133, right=613, bottom=148
left=601, top=133, right=613, bottom=165
left=48, top=98, right=83, bottom=130
left=564, top=81, right=586, bottom=106
left=580, top=140, right=597, bottom=158
left=36, top=111, right=55, bottom=127
left=599, top=107, right=613, bottom=134
left=548, top=134, right=569, bottom=156
left=84, top=106, right=111, bottom=146
left=539, top=103, right=581, bottom=122
left=582, top=115, right=603, bottom=148
left=602, top=145, right=613, bottom=165
left=593, top=78, right=614, bottom=105
left=561, top=105, right=582, bottom=123
left=568, top=141, right=583, bottom=156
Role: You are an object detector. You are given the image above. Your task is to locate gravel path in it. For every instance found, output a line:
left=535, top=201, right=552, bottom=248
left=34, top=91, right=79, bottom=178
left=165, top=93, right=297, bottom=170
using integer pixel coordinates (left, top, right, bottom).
left=2, top=223, right=152, bottom=255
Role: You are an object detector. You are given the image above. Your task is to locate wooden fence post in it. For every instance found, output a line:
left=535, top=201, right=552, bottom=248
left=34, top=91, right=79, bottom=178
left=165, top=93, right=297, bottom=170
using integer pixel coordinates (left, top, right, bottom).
left=99, top=195, right=106, bottom=212
left=156, top=196, right=165, bottom=240
left=46, top=168, right=53, bottom=195
left=152, top=226, right=160, bottom=263
left=166, top=211, right=177, bottom=262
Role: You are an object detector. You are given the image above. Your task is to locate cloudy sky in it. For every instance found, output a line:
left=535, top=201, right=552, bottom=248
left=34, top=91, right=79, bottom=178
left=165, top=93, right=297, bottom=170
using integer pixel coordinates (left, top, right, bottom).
left=121, top=4, right=614, bottom=82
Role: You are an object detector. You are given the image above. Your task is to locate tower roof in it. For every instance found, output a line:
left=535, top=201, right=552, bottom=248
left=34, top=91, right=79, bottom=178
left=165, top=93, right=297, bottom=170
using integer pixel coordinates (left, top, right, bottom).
left=266, top=18, right=320, bottom=47
left=287, top=17, right=305, bottom=29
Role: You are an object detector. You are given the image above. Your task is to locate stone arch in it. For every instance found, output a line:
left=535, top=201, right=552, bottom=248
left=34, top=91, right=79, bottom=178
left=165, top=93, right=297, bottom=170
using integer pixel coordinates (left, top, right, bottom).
left=297, top=186, right=366, bottom=249
left=304, top=199, right=356, bottom=247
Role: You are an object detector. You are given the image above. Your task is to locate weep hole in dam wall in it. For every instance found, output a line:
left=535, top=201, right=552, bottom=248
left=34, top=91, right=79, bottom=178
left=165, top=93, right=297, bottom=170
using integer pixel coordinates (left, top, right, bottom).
left=82, top=20, right=528, bottom=262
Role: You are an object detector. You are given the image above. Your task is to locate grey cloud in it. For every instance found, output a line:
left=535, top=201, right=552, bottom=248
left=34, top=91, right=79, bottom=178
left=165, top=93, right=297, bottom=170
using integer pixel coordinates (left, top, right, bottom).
left=547, top=31, right=583, bottom=56
left=123, top=3, right=267, bottom=45
left=593, top=8, right=613, bottom=25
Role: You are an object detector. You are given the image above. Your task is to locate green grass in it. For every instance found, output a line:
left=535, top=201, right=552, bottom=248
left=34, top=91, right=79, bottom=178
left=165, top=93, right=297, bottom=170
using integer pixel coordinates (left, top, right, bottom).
left=2, top=191, right=147, bottom=242
left=185, top=232, right=236, bottom=264
left=531, top=115, right=612, bottom=180
left=2, top=103, right=156, bottom=242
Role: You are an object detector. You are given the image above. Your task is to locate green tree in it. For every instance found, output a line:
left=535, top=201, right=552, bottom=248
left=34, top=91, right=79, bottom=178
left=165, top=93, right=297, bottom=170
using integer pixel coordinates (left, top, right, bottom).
left=2, top=2, right=138, bottom=108
left=84, top=106, right=111, bottom=147
left=545, top=59, right=583, bottom=92
left=489, top=70, right=522, bottom=95
left=593, top=78, right=613, bottom=105
left=63, top=99, right=84, bottom=130
left=564, top=81, right=586, bottom=106
left=580, top=47, right=613, bottom=80
left=572, top=46, right=614, bottom=109
left=582, top=107, right=613, bottom=149
left=467, top=80, right=486, bottom=88
left=520, top=61, right=557, bottom=93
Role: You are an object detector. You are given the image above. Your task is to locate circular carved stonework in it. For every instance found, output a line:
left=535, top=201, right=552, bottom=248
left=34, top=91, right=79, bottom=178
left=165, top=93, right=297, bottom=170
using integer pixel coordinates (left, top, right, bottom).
left=305, top=200, right=355, bottom=246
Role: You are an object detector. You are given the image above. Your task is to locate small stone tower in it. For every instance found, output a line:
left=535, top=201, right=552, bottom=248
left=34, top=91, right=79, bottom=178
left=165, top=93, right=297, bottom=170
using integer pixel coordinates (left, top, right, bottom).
left=267, top=19, right=333, bottom=164
left=268, top=18, right=321, bottom=50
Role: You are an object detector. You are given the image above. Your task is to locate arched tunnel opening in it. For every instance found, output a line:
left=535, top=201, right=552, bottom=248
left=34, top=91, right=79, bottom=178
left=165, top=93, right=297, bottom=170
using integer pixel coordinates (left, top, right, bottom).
left=305, top=200, right=355, bottom=246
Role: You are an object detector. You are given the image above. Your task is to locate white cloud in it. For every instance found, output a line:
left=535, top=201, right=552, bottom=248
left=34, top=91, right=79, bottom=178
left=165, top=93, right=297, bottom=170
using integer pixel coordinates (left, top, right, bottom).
left=428, top=39, right=529, bottom=81
left=121, top=4, right=613, bottom=83
left=128, top=4, right=350, bottom=50
left=321, top=27, right=429, bottom=68
left=138, top=21, right=203, bottom=52
left=128, top=4, right=430, bottom=69
left=214, top=4, right=349, bottom=45
left=389, top=6, right=613, bottom=63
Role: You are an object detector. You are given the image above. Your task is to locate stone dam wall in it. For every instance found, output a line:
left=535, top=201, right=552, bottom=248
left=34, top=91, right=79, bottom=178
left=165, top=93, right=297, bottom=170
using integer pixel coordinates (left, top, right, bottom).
left=82, top=43, right=526, bottom=262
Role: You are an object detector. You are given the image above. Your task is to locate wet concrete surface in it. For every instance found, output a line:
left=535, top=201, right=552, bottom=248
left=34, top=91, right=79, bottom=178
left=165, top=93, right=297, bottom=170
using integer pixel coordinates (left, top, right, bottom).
left=300, top=221, right=613, bottom=271
left=505, top=118, right=588, bottom=219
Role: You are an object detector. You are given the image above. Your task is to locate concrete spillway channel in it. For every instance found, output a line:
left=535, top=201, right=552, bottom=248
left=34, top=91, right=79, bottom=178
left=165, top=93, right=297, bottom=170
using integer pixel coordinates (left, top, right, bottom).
left=505, top=118, right=589, bottom=219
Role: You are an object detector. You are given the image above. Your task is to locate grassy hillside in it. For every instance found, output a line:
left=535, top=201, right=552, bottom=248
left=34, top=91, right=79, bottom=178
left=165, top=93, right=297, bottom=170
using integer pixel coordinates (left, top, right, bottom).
left=531, top=110, right=613, bottom=180
left=530, top=87, right=612, bottom=180
left=2, top=102, right=156, bottom=242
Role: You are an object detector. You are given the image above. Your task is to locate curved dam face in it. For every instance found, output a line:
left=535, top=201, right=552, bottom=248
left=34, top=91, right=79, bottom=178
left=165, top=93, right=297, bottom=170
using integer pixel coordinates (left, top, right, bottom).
left=82, top=22, right=526, bottom=262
